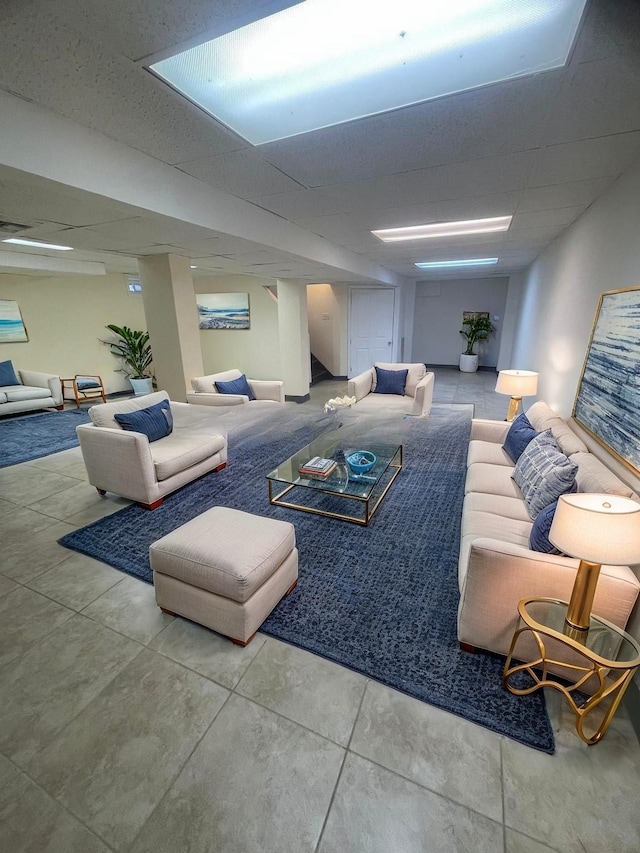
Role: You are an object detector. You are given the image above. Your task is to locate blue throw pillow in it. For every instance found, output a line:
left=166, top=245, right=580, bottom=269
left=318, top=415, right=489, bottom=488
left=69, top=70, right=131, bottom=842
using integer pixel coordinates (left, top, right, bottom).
left=114, top=399, right=173, bottom=442
left=529, top=501, right=563, bottom=554
left=513, top=430, right=578, bottom=519
left=76, top=377, right=101, bottom=390
left=374, top=366, right=408, bottom=396
left=503, top=412, right=538, bottom=463
left=0, top=359, right=20, bottom=386
left=215, top=374, right=256, bottom=401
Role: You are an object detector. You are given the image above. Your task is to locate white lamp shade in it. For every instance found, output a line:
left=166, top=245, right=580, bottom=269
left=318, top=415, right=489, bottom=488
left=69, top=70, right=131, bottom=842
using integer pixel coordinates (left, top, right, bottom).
left=549, top=493, right=640, bottom=565
left=495, top=369, right=539, bottom=397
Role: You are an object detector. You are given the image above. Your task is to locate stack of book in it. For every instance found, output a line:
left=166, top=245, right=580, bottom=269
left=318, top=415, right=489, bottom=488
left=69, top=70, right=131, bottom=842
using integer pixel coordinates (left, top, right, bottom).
left=298, top=455, right=336, bottom=479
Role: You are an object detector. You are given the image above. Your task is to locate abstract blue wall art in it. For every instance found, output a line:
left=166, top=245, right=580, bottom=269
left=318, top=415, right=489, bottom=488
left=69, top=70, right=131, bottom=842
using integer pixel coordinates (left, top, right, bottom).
left=573, top=287, right=640, bottom=475
left=0, top=299, right=28, bottom=343
left=196, top=293, right=250, bottom=330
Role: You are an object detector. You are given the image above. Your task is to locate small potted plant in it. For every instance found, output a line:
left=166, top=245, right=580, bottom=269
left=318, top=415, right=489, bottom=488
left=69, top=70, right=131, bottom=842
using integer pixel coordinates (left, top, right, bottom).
left=459, top=314, right=494, bottom=373
left=102, top=324, right=154, bottom=395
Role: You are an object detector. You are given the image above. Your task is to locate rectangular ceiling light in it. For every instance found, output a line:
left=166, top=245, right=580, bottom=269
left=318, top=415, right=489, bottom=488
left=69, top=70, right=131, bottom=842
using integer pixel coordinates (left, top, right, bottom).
left=415, top=257, right=499, bottom=269
left=149, top=0, right=587, bottom=145
left=373, top=215, right=512, bottom=243
left=2, top=237, right=73, bottom=251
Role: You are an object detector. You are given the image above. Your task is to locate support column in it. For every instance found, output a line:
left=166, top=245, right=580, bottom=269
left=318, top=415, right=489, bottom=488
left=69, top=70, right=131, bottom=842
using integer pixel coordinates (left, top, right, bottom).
left=277, top=279, right=311, bottom=402
left=137, top=254, right=203, bottom=401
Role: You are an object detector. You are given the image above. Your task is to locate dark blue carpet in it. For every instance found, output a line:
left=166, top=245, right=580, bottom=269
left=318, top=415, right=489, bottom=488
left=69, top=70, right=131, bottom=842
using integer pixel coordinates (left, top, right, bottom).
left=0, top=409, right=91, bottom=468
left=58, top=406, right=554, bottom=753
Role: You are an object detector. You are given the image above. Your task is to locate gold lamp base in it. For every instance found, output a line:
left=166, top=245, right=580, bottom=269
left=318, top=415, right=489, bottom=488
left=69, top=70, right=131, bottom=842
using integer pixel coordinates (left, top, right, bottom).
left=564, top=559, right=602, bottom=634
left=506, top=396, right=522, bottom=422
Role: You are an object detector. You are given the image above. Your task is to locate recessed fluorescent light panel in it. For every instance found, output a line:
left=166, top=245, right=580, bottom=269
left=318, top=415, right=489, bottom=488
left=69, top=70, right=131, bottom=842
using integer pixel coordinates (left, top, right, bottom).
left=2, top=237, right=73, bottom=251
left=415, top=258, right=499, bottom=269
left=373, top=216, right=512, bottom=243
left=149, top=0, right=587, bottom=145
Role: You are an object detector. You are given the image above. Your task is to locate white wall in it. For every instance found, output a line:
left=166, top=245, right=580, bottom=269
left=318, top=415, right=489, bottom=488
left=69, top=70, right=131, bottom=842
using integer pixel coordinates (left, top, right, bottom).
left=411, top=277, right=509, bottom=367
left=0, top=272, right=146, bottom=393
left=307, top=283, right=343, bottom=376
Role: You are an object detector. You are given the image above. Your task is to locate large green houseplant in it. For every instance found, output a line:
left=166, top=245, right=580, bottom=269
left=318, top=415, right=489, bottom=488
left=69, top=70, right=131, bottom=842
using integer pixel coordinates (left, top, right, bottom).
left=459, top=314, right=494, bottom=372
left=102, top=324, right=154, bottom=395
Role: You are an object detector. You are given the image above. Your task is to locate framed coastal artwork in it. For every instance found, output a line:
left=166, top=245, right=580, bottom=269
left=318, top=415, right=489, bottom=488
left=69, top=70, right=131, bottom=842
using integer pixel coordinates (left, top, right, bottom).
left=0, top=299, right=29, bottom=342
left=573, top=286, right=640, bottom=475
left=196, top=293, right=250, bottom=330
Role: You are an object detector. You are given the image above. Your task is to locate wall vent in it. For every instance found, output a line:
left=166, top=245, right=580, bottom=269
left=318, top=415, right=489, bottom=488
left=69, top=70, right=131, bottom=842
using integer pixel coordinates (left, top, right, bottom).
left=0, top=220, right=31, bottom=234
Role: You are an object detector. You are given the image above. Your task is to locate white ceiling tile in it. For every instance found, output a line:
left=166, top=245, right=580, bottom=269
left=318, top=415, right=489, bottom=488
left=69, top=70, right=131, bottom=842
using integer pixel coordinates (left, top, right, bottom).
left=176, top=149, right=302, bottom=198
left=531, top=132, right=640, bottom=186
left=510, top=206, right=585, bottom=231
left=517, top=178, right=614, bottom=212
left=249, top=190, right=346, bottom=219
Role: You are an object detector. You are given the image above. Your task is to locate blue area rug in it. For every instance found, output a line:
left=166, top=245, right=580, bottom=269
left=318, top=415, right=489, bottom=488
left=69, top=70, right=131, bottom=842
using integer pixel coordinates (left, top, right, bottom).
left=58, top=405, right=554, bottom=753
left=0, top=409, right=91, bottom=468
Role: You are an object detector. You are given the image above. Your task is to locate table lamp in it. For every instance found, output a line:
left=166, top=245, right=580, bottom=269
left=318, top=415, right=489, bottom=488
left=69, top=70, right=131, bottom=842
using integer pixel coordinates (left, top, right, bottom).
left=549, top=493, right=640, bottom=634
left=495, top=369, right=539, bottom=421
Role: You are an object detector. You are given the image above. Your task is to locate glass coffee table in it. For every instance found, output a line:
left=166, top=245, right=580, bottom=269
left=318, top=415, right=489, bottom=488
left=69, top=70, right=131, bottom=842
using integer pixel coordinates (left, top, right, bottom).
left=266, top=426, right=403, bottom=525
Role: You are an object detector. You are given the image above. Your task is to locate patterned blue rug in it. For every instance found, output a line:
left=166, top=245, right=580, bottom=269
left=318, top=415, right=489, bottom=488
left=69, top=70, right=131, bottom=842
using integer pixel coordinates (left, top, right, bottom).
left=58, top=405, right=554, bottom=752
left=0, top=409, right=90, bottom=468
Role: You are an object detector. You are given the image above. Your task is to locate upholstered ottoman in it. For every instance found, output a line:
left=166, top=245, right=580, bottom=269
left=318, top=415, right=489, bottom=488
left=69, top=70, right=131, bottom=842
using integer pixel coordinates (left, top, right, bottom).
left=150, top=506, right=298, bottom=645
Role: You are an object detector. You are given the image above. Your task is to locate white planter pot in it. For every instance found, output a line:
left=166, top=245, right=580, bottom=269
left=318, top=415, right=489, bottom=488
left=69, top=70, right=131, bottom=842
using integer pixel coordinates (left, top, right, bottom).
left=459, top=354, right=479, bottom=373
left=129, top=377, right=154, bottom=396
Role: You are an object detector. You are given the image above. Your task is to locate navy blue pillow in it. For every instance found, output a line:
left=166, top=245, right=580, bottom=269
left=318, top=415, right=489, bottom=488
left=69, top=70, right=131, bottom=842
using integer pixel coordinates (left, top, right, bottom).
left=530, top=501, right=563, bottom=554
left=215, top=374, right=256, bottom=401
left=374, top=367, right=408, bottom=396
left=114, top=399, right=173, bottom=442
left=76, top=377, right=101, bottom=390
left=0, top=359, right=20, bottom=386
left=503, top=412, right=538, bottom=463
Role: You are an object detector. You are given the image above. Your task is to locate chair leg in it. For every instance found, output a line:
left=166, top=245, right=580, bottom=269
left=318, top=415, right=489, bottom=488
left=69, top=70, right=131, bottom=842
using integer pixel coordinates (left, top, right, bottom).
left=459, top=642, right=477, bottom=654
left=139, top=498, right=163, bottom=510
left=231, top=633, right=256, bottom=647
left=55, top=405, right=64, bottom=411
left=96, top=488, right=107, bottom=496
left=214, top=462, right=227, bottom=472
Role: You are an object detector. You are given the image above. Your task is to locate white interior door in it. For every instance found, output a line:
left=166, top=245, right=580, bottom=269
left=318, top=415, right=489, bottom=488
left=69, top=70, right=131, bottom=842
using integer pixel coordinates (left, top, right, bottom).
left=349, top=288, right=395, bottom=376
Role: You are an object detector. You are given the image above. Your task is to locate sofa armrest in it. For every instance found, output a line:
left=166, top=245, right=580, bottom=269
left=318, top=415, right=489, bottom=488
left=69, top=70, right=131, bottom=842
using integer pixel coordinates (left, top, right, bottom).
left=186, top=391, right=246, bottom=407
left=347, top=370, right=374, bottom=402
left=249, top=379, right=285, bottom=403
left=18, top=370, right=63, bottom=405
left=469, top=418, right=510, bottom=443
left=76, top=424, right=158, bottom=504
left=412, top=372, right=434, bottom=417
left=458, top=538, right=640, bottom=656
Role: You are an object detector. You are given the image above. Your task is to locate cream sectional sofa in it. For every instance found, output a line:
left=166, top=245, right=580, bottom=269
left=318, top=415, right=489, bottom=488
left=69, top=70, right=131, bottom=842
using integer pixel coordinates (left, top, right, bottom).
left=458, top=401, right=640, bottom=656
left=0, top=369, right=63, bottom=416
left=76, top=391, right=227, bottom=509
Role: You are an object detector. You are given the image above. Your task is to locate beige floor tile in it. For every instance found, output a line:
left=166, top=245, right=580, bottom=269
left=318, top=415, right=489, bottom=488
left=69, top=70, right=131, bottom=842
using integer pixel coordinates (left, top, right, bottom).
left=29, top=648, right=228, bottom=851
left=0, top=755, right=111, bottom=853
left=236, top=637, right=367, bottom=745
left=0, top=586, right=73, bottom=670
left=27, top=551, right=124, bottom=610
left=29, top=446, right=89, bottom=479
left=505, top=828, right=563, bottom=853
left=149, top=616, right=267, bottom=688
left=0, top=504, right=61, bottom=545
left=26, top=480, right=130, bottom=522
left=0, top=573, right=18, bottom=597
left=349, top=680, right=503, bottom=822
left=130, top=694, right=344, bottom=853
left=82, top=575, right=174, bottom=644
left=1, top=520, right=77, bottom=582
left=0, top=463, right=80, bottom=507
left=317, top=752, right=503, bottom=853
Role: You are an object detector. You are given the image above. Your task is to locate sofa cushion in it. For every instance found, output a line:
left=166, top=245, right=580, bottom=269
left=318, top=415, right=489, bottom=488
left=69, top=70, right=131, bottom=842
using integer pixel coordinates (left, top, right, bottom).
left=526, top=401, right=588, bottom=456
left=0, top=391, right=6, bottom=404
left=115, top=399, right=173, bottom=442
left=513, top=430, right=578, bottom=519
left=192, top=369, right=242, bottom=393
left=89, top=390, right=170, bottom=430
left=374, top=366, right=407, bottom=396
left=4, top=385, right=51, bottom=402
left=373, top=362, right=426, bottom=397
left=503, top=413, right=538, bottom=462
left=467, top=440, right=514, bottom=467
left=463, top=491, right=532, bottom=522
left=572, top=452, right=637, bottom=498
left=465, top=462, right=523, bottom=499
left=529, top=501, right=563, bottom=554
left=0, top=360, right=20, bottom=386
left=151, top=432, right=226, bottom=481
left=215, top=373, right=256, bottom=400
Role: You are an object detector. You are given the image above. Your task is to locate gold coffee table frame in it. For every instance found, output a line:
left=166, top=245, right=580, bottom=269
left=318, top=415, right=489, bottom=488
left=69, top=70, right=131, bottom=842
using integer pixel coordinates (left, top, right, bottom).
left=503, top=597, right=640, bottom=745
left=267, top=437, right=403, bottom=526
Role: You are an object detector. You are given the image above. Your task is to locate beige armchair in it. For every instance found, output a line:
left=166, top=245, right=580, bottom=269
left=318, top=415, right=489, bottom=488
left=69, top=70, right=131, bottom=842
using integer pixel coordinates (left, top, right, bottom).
left=347, top=362, right=434, bottom=417
left=76, top=391, right=227, bottom=509
left=187, top=368, right=285, bottom=407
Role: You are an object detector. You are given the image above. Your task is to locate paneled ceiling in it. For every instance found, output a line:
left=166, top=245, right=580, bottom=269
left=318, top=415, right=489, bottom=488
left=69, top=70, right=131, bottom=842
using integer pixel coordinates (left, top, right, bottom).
left=1, top=0, right=640, bottom=281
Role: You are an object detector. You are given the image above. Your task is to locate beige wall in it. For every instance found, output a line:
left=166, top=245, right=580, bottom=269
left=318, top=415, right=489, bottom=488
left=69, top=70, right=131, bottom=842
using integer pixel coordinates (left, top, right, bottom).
left=0, top=272, right=146, bottom=393
left=307, top=283, right=344, bottom=377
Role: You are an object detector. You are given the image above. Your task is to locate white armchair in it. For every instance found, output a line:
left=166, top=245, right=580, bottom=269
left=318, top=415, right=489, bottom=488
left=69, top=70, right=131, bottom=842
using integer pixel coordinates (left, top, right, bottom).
left=76, top=391, right=227, bottom=509
left=348, top=362, right=434, bottom=417
left=187, top=369, right=285, bottom=407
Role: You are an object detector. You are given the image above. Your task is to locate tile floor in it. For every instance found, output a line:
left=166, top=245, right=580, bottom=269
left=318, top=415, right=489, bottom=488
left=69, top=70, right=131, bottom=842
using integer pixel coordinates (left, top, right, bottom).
left=1, top=367, right=639, bottom=852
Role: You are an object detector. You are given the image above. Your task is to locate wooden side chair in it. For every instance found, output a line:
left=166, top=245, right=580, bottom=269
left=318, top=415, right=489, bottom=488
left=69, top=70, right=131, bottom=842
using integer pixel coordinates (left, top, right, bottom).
left=61, top=375, right=106, bottom=408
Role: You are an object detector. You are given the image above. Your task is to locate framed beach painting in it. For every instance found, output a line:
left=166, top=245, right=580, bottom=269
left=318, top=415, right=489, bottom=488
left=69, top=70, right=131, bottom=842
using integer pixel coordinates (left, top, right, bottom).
left=573, top=286, right=640, bottom=475
left=196, top=293, right=250, bottom=330
left=0, top=299, right=29, bottom=342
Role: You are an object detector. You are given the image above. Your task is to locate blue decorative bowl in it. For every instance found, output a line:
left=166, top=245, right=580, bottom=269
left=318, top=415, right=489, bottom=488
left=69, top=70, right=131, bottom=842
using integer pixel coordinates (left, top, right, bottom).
left=347, top=450, right=376, bottom=474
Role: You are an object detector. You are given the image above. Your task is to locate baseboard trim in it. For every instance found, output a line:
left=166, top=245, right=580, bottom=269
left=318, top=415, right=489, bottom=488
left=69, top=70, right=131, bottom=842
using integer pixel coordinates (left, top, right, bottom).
left=285, top=394, right=311, bottom=404
left=624, top=679, right=640, bottom=745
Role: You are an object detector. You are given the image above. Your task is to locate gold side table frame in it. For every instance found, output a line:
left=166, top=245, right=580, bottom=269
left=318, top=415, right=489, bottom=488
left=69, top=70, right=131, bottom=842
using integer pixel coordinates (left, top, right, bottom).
left=503, top=598, right=640, bottom=745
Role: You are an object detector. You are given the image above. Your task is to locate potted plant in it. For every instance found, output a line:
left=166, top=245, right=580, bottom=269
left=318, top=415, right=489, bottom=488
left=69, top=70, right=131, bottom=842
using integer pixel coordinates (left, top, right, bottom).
left=102, top=324, right=154, bottom=395
left=459, top=314, right=494, bottom=372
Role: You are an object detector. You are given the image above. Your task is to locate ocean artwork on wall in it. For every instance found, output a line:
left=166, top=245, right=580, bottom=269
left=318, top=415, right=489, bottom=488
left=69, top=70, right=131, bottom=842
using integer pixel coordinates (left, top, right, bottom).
left=573, top=286, right=640, bottom=475
left=196, top=293, right=250, bottom=330
left=0, top=299, right=29, bottom=343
